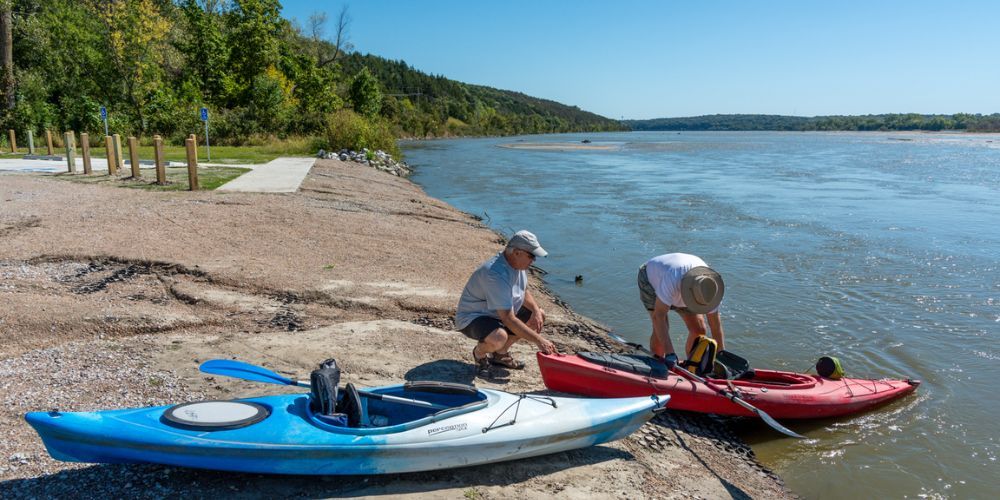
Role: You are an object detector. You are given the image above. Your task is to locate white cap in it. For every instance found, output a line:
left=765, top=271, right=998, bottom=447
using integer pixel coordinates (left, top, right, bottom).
left=506, top=230, right=548, bottom=257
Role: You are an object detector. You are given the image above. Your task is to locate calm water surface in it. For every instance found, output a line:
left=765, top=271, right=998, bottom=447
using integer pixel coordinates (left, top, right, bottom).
left=403, top=131, right=998, bottom=499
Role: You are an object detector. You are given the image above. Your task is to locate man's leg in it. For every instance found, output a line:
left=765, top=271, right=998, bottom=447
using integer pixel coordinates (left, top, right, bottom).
left=477, top=327, right=508, bottom=358
left=494, top=308, right=532, bottom=356
left=680, top=313, right=708, bottom=357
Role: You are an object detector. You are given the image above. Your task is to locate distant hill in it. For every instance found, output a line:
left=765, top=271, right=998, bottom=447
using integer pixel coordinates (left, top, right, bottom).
left=626, top=113, right=1000, bottom=132
left=341, top=53, right=626, bottom=137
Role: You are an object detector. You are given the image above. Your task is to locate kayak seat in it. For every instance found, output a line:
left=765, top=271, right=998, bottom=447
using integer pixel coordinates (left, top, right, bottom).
left=578, top=352, right=668, bottom=378
left=715, top=350, right=756, bottom=380
left=337, top=383, right=366, bottom=428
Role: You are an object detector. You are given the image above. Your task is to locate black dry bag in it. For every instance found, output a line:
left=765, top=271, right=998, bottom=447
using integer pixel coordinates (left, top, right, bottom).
left=310, top=358, right=341, bottom=415
left=816, top=356, right=844, bottom=379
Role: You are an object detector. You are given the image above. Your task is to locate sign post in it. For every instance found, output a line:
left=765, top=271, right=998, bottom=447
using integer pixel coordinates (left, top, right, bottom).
left=100, top=106, right=108, bottom=137
left=200, top=107, right=210, bottom=162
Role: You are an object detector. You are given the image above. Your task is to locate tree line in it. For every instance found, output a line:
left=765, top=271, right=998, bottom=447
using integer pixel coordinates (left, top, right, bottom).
left=0, top=0, right=623, bottom=155
left=626, top=113, right=1000, bottom=132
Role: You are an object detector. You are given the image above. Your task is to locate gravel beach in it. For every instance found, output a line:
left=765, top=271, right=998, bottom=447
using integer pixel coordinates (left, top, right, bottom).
left=0, top=158, right=793, bottom=498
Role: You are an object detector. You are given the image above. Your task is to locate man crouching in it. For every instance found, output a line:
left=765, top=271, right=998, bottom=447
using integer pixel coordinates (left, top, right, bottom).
left=455, top=230, right=557, bottom=379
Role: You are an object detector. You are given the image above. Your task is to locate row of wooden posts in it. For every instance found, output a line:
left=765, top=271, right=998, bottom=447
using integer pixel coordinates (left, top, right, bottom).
left=7, top=129, right=200, bottom=191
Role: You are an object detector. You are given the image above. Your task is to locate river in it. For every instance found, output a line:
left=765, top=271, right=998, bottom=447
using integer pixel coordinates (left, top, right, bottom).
left=402, top=131, right=998, bottom=498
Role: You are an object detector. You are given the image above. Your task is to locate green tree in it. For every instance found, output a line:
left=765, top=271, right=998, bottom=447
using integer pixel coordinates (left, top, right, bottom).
left=349, top=66, right=381, bottom=117
left=178, top=0, right=232, bottom=104
left=90, top=0, right=173, bottom=133
left=226, top=0, right=283, bottom=92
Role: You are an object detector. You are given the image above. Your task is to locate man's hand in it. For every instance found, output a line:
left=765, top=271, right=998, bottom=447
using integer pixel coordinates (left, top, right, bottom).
left=527, top=307, right=545, bottom=333
left=536, top=337, right=556, bottom=355
left=664, top=353, right=678, bottom=369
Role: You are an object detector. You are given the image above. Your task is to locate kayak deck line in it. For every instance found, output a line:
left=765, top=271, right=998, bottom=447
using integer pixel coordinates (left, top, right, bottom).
left=481, top=394, right=558, bottom=434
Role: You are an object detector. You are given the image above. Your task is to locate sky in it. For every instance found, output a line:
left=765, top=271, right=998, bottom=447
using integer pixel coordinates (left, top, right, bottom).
left=281, top=0, right=1000, bottom=120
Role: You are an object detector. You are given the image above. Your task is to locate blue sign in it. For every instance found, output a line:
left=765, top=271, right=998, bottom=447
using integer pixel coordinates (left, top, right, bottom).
left=100, top=106, right=107, bottom=120
left=200, top=107, right=209, bottom=121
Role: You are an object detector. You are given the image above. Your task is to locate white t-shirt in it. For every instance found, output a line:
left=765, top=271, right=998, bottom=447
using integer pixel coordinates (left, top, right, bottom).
left=645, top=253, right=719, bottom=312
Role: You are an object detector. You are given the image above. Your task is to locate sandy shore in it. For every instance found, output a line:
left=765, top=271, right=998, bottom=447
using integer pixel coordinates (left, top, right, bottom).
left=0, top=158, right=792, bottom=498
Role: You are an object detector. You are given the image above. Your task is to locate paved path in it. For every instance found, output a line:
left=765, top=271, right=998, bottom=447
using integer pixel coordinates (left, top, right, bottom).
left=0, top=156, right=316, bottom=193
left=216, top=157, right=316, bottom=193
left=0, top=156, right=181, bottom=173
left=0, top=156, right=107, bottom=173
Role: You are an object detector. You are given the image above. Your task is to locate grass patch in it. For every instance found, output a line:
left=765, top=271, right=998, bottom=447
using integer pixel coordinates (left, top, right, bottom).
left=52, top=166, right=251, bottom=191
left=4, top=136, right=318, bottom=164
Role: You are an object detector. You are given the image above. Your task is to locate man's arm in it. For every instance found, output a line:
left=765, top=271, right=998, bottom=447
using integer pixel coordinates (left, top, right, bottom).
left=522, top=289, right=545, bottom=333
left=650, top=297, right=677, bottom=358
left=498, top=308, right=555, bottom=354
left=707, top=311, right=725, bottom=352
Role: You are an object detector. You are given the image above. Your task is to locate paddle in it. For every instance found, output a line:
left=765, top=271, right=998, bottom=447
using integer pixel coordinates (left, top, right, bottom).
left=606, top=333, right=805, bottom=439
left=199, top=359, right=449, bottom=411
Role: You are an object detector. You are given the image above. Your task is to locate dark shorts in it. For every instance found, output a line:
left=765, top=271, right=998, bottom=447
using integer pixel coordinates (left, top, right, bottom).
left=638, top=264, right=691, bottom=314
left=460, top=307, right=533, bottom=341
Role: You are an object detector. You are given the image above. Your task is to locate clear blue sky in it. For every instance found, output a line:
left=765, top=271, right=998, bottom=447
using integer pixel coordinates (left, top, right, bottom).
left=281, top=0, right=1000, bottom=120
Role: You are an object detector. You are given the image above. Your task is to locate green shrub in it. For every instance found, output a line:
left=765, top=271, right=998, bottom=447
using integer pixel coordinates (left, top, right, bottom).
left=324, top=109, right=400, bottom=157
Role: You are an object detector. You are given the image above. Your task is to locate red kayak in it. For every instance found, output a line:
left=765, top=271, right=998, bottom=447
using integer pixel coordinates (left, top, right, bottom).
left=538, top=352, right=920, bottom=419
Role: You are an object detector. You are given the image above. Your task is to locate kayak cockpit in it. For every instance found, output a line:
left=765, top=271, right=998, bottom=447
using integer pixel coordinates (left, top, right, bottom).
left=726, top=369, right=817, bottom=390
left=305, top=381, right=489, bottom=435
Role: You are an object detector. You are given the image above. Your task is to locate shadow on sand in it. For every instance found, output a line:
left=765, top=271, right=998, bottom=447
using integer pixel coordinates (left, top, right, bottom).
left=1, top=446, right=632, bottom=498
left=649, top=411, right=760, bottom=500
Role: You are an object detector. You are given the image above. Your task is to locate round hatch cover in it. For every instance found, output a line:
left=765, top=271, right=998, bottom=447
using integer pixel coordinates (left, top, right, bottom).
left=163, top=401, right=269, bottom=430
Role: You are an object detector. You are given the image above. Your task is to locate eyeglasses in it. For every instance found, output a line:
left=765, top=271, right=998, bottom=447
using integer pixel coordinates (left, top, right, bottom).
left=520, top=249, right=536, bottom=262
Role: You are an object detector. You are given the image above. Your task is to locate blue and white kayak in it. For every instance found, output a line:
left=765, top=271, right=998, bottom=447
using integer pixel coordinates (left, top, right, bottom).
left=25, top=382, right=667, bottom=475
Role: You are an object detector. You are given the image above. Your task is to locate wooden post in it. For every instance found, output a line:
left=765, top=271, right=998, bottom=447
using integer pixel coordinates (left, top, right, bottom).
left=153, top=135, right=166, bottom=185
left=112, top=134, right=124, bottom=173
left=7, top=129, right=15, bottom=153
left=105, top=135, right=117, bottom=175
left=45, top=129, right=53, bottom=155
left=27, top=130, right=34, bottom=154
left=185, top=137, right=199, bottom=191
left=81, top=132, right=92, bottom=174
left=65, top=131, right=77, bottom=173
left=128, top=136, right=140, bottom=178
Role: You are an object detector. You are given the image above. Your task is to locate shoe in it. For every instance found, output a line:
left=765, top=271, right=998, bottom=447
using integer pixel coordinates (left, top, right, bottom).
left=473, top=346, right=492, bottom=379
left=490, top=352, right=525, bottom=370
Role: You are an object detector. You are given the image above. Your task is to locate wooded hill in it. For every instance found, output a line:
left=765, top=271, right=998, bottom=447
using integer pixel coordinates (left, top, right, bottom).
left=339, top=53, right=625, bottom=137
left=0, top=0, right=622, bottom=154
left=626, top=113, right=1000, bottom=132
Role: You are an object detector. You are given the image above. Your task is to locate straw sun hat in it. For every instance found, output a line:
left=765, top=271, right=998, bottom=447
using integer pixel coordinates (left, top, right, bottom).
left=680, top=266, right=724, bottom=314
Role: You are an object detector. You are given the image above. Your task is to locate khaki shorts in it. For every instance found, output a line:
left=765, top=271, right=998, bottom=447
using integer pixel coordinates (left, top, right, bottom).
left=637, top=264, right=691, bottom=314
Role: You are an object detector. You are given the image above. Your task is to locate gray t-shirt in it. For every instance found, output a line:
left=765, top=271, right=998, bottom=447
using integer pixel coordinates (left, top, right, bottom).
left=455, top=252, right=526, bottom=330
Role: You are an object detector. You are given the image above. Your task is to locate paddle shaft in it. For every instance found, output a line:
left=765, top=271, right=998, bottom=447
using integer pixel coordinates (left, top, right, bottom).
left=287, top=378, right=448, bottom=410
left=606, top=334, right=805, bottom=439
left=199, top=360, right=448, bottom=410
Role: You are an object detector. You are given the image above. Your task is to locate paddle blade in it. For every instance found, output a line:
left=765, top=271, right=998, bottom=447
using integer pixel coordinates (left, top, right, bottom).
left=755, top=407, right=806, bottom=439
left=199, top=359, right=297, bottom=386
left=720, top=381, right=806, bottom=439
